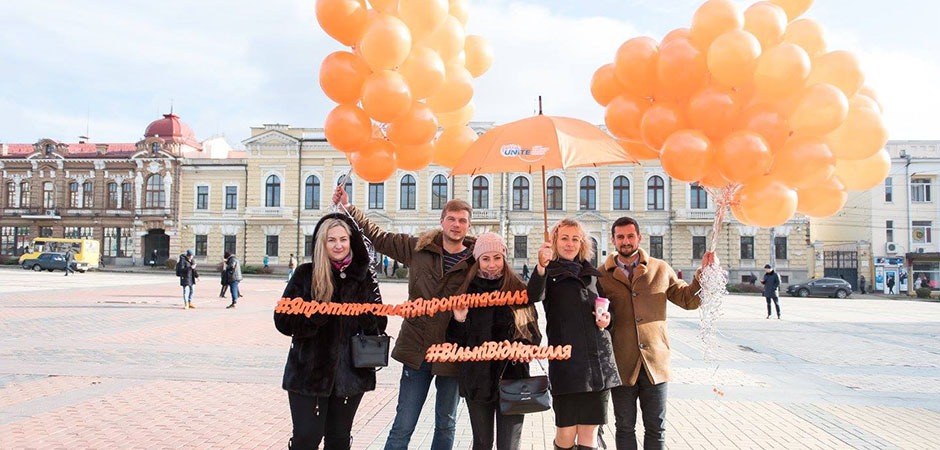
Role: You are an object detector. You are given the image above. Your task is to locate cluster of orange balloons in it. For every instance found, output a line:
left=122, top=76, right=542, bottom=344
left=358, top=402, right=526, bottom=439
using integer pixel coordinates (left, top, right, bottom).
left=317, top=0, right=491, bottom=182
left=591, top=0, right=888, bottom=227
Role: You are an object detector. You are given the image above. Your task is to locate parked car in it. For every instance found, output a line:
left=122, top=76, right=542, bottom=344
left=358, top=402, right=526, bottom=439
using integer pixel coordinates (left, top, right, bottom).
left=786, top=277, right=853, bottom=298
left=19, top=252, right=87, bottom=273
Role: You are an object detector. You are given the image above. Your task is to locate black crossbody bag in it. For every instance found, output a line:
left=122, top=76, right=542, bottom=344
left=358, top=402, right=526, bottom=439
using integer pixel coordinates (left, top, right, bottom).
left=498, top=359, right=551, bottom=415
left=351, top=332, right=390, bottom=369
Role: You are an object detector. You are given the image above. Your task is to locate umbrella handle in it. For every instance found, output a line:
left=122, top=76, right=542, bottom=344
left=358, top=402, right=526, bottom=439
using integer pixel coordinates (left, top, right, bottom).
left=541, top=166, right=549, bottom=241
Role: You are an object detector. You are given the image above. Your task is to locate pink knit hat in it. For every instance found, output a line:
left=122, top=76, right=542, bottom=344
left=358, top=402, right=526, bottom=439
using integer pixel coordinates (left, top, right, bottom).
left=473, top=232, right=507, bottom=259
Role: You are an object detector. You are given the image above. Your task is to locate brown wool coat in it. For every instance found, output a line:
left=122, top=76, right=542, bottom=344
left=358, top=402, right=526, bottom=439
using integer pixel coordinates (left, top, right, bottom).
left=597, top=249, right=702, bottom=386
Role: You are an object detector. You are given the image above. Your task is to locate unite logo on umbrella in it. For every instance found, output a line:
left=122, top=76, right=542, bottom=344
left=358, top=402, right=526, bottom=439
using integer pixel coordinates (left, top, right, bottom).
left=500, top=144, right=549, bottom=163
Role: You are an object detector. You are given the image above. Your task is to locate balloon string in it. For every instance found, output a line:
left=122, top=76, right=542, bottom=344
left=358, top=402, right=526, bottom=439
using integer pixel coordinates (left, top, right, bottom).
left=705, top=184, right=740, bottom=252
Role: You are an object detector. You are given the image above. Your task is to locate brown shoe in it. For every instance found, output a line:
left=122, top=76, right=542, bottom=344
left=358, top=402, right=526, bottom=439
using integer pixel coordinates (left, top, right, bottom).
left=188, top=303, right=196, bottom=309
left=226, top=303, right=236, bottom=309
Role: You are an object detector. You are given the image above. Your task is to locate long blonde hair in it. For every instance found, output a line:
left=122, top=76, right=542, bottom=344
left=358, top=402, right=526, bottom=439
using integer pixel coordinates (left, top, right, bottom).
left=458, top=261, right=539, bottom=342
left=312, top=218, right=352, bottom=302
left=549, top=218, right=594, bottom=262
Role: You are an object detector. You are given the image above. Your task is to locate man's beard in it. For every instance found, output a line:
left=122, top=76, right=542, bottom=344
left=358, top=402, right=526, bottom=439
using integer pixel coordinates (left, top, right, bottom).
left=618, top=246, right=638, bottom=259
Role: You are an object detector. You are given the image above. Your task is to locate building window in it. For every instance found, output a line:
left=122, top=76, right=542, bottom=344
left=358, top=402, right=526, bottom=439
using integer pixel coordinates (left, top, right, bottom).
left=884, top=177, right=893, bottom=202
left=514, top=235, right=527, bottom=259
left=546, top=176, right=563, bottom=211
left=20, top=182, right=30, bottom=208
left=774, top=236, right=788, bottom=260
left=108, top=182, right=119, bottom=209
left=225, top=186, right=237, bottom=210
left=690, top=183, right=708, bottom=209
left=122, top=183, right=133, bottom=209
left=913, top=263, right=940, bottom=291
left=912, top=220, right=933, bottom=244
left=265, top=175, right=280, bottom=207
left=886, top=220, right=894, bottom=243
left=1, top=226, right=30, bottom=256
left=103, top=227, right=132, bottom=257
left=338, top=175, right=353, bottom=203
left=5, top=182, right=14, bottom=208
left=649, top=235, right=664, bottom=259
left=472, top=176, right=489, bottom=209
left=512, top=177, right=529, bottom=210
left=69, top=182, right=80, bottom=208
left=693, top=236, right=707, bottom=259
left=45, top=144, right=55, bottom=155
left=196, top=186, right=209, bottom=210
left=431, top=174, right=448, bottom=209
left=400, top=175, right=416, bottom=210
left=39, top=226, right=53, bottom=237
left=266, top=235, right=279, bottom=257
left=369, top=183, right=386, bottom=209
left=579, top=176, right=597, bottom=210
left=223, top=235, right=237, bottom=255
left=911, top=178, right=932, bottom=203
left=647, top=176, right=665, bottom=211
left=151, top=142, right=161, bottom=154
left=195, top=235, right=208, bottom=256
left=304, top=235, right=314, bottom=258
left=82, top=182, right=93, bottom=208
left=43, top=182, right=55, bottom=209
left=305, top=176, right=320, bottom=210
left=613, top=176, right=630, bottom=210
left=740, top=236, right=754, bottom=260
left=145, top=174, right=165, bottom=208
left=64, top=227, right=94, bottom=239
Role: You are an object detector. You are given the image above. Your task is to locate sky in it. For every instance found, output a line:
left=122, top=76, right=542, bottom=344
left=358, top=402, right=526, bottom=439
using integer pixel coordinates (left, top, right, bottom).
left=0, top=0, right=937, bottom=148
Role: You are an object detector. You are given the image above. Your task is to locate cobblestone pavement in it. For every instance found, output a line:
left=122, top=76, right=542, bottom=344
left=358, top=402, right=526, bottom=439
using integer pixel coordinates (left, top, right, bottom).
left=1, top=268, right=938, bottom=449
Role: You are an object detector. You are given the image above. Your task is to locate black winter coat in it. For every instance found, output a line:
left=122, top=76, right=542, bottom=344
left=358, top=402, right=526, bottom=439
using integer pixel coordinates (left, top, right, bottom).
left=274, top=213, right=388, bottom=398
left=762, top=271, right=781, bottom=297
left=446, top=275, right=541, bottom=402
left=527, top=259, right=621, bottom=396
left=179, top=256, right=196, bottom=287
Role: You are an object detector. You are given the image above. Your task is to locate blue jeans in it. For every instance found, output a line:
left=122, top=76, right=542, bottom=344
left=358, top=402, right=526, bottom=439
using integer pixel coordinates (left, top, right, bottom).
left=182, top=285, right=194, bottom=304
left=384, top=361, right=459, bottom=450
left=611, top=366, right=667, bottom=450
left=229, top=281, right=239, bottom=303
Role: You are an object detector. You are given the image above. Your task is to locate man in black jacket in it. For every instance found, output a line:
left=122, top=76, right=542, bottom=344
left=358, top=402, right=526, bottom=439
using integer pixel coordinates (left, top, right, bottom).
left=761, top=264, right=781, bottom=319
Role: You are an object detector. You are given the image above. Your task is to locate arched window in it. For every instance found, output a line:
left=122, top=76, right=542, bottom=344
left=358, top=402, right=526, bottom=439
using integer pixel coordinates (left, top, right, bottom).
left=690, top=183, right=708, bottom=209
left=647, top=176, right=665, bottom=211
left=431, top=174, right=448, bottom=210
left=146, top=174, right=165, bottom=208
left=337, top=175, right=352, bottom=202
left=83, top=182, right=93, bottom=208
left=265, top=175, right=280, bottom=207
left=108, top=182, right=119, bottom=209
left=613, top=176, right=630, bottom=210
left=579, top=176, right=597, bottom=210
left=69, top=182, right=80, bottom=208
left=512, top=177, right=529, bottom=210
left=472, top=176, right=489, bottom=209
left=400, top=175, right=416, bottom=210
left=305, top=175, right=320, bottom=210
left=546, top=176, right=563, bottom=211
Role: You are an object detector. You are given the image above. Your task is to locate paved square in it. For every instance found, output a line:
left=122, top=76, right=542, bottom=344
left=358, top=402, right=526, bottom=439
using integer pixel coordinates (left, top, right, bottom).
left=1, top=268, right=938, bottom=449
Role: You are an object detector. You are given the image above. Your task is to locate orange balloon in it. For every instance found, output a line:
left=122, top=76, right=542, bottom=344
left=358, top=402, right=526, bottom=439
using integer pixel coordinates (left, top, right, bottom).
left=464, top=35, right=494, bottom=78
left=825, top=106, right=888, bottom=160
left=717, top=131, right=773, bottom=183
left=687, top=86, right=739, bottom=141
left=807, top=50, right=864, bottom=98
left=656, top=37, right=708, bottom=101
left=591, top=64, right=626, bottom=107
left=690, top=0, right=744, bottom=50
left=605, top=94, right=650, bottom=142
left=324, top=104, right=373, bottom=152
left=435, top=101, right=475, bottom=127
left=782, top=18, right=826, bottom=57
left=699, top=153, right=733, bottom=189
left=734, top=176, right=797, bottom=227
left=660, top=130, right=711, bottom=182
left=707, top=30, right=761, bottom=87
left=789, top=83, right=848, bottom=136
left=426, top=63, right=474, bottom=113
left=351, top=139, right=398, bottom=182
left=796, top=176, right=847, bottom=218
left=619, top=140, right=661, bottom=161
left=433, top=125, right=478, bottom=168
left=387, top=102, right=439, bottom=146
left=316, top=0, right=368, bottom=46
left=396, top=142, right=435, bottom=171
left=423, top=15, right=465, bottom=64
left=399, top=46, right=446, bottom=100
left=737, top=105, right=790, bottom=152
left=833, top=149, right=891, bottom=191
left=358, top=13, right=412, bottom=71
left=753, top=43, right=810, bottom=101
left=769, top=0, right=814, bottom=21
left=640, top=102, right=687, bottom=150
left=368, top=0, right=397, bottom=12
left=858, top=86, right=883, bottom=113
left=398, top=0, right=449, bottom=42
left=613, top=37, right=659, bottom=98
left=744, top=2, right=786, bottom=50
left=449, top=0, right=469, bottom=24
left=361, top=70, right=413, bottom=123
left=849, top=94, right=881, bottom=113
left=769, top=137, right=835, bottom=189
left=662, top=27, right=691, bottom=45
left=319, top=51, right=370, bottom=105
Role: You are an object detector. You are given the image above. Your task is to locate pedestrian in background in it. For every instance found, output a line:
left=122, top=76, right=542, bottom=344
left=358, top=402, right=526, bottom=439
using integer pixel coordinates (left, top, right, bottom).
left=383, top=256, right=390, bottom=276
left=859, top=275, right=867, bottom=294
left=288, top=253, right=298, bottom=282
left=64, top=249, right=75, bottom=277
left=762, top=264, right=781, bottom=319
left=264, top=254, right=270, bottom=269
left=224, top=251, right=243, bottom=308
left=178, top=250, right=197, bottom=309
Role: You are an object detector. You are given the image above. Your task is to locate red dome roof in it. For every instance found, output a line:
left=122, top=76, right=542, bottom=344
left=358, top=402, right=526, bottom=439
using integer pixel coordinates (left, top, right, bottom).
left=144, top=113, right=199, bottom=146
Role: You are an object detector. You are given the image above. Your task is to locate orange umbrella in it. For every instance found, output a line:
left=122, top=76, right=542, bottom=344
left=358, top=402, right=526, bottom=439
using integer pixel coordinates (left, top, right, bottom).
left=450, top=103, right=636, bottom=238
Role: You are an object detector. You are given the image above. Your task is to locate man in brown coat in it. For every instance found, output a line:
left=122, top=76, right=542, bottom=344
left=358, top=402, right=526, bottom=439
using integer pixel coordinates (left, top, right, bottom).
left=333, top=185, right=474, bottom=450
left=597, top=216, right=716, bottom=450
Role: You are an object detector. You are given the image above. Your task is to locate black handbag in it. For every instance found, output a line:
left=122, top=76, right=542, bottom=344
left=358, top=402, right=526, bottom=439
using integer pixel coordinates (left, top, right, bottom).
left=498, top=359, right=552, bottom=415
left=351, top=333, right=390, bottom=369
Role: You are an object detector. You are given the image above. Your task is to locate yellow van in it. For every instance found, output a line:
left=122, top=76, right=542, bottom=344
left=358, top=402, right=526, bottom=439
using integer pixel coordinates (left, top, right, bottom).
left=18, top=238, right=101, bottom=271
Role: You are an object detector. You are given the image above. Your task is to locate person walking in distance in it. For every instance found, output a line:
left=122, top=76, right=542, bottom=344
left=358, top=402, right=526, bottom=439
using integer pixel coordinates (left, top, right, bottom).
left=150, top=249, right=158, bottom=268
left=383, top=255, right=390, bottom=276
left=859, top=275, right=867, bottom=294
left=521, top=263, right=530, bottom=281
left=334, top=184, right=474, bottom=450
left=178, top=249, right=197, bottom=309
left=597, top=217, right=713, bottom=450
left=64, top=249, right=75, bottom=277
left=288, top=253, right=298, bottom=282
left=224, top=251, right=243, bottom=308
left=761, top=264, right=781, bottom=319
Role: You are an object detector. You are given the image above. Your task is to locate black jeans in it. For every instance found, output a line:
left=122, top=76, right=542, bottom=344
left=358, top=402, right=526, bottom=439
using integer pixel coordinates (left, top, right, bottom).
left=765, top=295, right=780, bottom=316
left=288, top=392, right=363, bottom=450
left=466, top=399, right=524, bottom=450
left=611, top=367, right=667, bottom=450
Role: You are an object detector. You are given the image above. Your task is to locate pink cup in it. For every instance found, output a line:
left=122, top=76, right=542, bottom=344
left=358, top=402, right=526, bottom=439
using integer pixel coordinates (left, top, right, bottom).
left=595, top=297, right=610, bottom=315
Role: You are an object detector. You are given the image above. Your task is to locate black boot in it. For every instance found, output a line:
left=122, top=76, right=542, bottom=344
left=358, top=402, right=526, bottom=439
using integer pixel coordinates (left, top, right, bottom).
left=576, top=446, right=597, bottom=450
